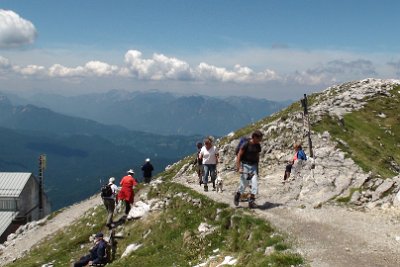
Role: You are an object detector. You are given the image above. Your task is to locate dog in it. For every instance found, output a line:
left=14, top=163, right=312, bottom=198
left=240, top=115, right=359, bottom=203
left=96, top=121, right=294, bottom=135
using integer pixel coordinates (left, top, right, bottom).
left=215, top=176, right=223, bottom=193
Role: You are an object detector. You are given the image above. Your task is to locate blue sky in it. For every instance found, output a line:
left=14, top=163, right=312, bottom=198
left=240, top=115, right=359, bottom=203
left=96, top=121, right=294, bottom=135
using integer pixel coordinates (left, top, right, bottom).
left=1, top=0, right=400, bottom=100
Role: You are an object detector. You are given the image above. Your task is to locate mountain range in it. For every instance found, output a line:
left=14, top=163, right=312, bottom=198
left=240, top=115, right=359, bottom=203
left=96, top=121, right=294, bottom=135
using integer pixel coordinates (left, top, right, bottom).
left=0, top=94, right=198, bottom=209
left=4, top=90, right=290, bottom=135
left=0, top=90, right=288, bottom=209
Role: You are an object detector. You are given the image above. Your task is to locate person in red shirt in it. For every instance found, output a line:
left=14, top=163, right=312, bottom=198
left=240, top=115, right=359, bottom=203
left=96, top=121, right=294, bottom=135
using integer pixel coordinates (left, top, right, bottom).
left=118, top=169, right=137, bottom=216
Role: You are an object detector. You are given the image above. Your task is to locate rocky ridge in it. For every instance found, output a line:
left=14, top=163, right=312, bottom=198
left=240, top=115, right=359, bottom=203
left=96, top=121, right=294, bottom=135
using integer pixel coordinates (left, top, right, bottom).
left=171, top=78, right=400, bottom=266
left=175, top=78, right=400, bottom=209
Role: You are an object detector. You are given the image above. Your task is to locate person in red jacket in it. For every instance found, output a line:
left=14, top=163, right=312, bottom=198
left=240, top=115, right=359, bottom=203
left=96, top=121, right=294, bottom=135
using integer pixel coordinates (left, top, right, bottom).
left=118, top=169, right=137, bottom=216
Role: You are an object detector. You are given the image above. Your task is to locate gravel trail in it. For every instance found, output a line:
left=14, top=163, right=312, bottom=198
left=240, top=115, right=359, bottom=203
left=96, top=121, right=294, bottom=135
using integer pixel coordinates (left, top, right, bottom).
left=174, top=173, right=400, bottom=267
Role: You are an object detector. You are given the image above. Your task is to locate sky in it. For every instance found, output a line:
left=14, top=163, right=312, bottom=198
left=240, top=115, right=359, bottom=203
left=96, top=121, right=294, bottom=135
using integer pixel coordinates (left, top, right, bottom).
left=1, top=0, right=400, bottom=100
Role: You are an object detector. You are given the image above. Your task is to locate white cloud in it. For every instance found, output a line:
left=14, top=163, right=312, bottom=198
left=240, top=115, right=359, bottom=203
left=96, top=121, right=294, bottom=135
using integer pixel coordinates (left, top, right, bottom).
left=124, top=50, right=193, bottom=80
left=287, top=70, right=332, bottom=86
left=0, top=55, right=11, bottom=68
left=3, top=51, right=283, bottom=84
left=195, top=62, right=233, bottom=82
left=13, top=64, right=46, bottom=76
left=194, top=62, right=280, bottom=83
left=84, top=61, right=119, bottom=76
left=0, top=56, right=13, bottom=77
left=1, top=47, right=397, bottom=98
left=0, top=9, right=37, bottom=48
left=123, top=50, right=281, bottom=83
left=48, top=64, right=85, bottom=77
left=48, top=61, right=118, bottom=78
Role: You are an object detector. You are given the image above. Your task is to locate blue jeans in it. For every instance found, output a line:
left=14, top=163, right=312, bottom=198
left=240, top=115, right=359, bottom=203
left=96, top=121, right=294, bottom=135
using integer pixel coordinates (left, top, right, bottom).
left=203, top=164, right=217, bottom=185
left=238, top=163, right=258, bottom=195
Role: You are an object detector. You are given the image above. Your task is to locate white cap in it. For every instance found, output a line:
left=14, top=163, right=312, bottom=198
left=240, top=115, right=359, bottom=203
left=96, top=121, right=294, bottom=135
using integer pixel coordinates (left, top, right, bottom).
left=127, top=169, right=134, bottom=174
left=146, top=158, right=150, bottom=162
left=109, top=177, right=115, bottom=183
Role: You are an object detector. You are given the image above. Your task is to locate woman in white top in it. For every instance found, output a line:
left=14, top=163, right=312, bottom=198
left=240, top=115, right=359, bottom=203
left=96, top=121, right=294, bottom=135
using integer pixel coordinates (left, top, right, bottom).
left=199, top=137, right=219, bottom=192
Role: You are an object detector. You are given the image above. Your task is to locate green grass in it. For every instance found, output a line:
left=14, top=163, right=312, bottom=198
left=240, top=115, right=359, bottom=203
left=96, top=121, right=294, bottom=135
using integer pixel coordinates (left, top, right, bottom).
left=313, top=85, right=400, bottom=178
left=336, top=188, right=361, bottom=203
left=7, top=163, right=304, bottom=267
left=7, top=206, right=106, bottom=267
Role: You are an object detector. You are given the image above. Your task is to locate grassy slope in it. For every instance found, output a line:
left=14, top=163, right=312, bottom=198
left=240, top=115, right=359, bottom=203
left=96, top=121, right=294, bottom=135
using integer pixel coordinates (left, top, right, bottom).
left=7, top=160, right=303, bottom=267
left=313, top=85, right=400, bottom=178
left=224, top=83, right=400, bottom=179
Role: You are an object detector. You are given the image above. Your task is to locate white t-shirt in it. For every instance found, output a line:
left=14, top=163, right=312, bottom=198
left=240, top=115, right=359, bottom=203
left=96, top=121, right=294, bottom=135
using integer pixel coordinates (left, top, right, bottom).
left=109, top=183, right=119, bottom=199
left=200, top=146, right=218, bottom=165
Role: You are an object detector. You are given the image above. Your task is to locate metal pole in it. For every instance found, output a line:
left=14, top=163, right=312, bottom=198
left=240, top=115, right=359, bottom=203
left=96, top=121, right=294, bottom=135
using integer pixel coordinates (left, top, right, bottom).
left=38, top=154, right=46, bottom=218
left=301, top=94, right=313, bottom=158
left=38, top=155, right=43, bottom=218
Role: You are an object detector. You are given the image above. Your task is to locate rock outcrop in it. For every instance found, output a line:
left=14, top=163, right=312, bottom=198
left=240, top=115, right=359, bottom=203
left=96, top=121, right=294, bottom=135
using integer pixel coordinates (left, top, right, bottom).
left=175, top=78, right=400, bottom=209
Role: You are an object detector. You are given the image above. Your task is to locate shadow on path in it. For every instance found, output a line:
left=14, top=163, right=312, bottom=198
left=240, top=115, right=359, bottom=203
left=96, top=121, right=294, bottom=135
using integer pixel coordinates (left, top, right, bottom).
left=257, top=201, right=283, bottom=210
left=113, top=215, right=127, bottom=227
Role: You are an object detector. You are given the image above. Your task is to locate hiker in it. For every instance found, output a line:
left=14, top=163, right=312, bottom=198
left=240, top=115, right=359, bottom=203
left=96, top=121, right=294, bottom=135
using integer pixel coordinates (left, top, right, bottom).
left=195, top=142, right=204, bottom=186
left=73, top=232, right=108, bottom=267
left=141, top=158, right=154, bottom=183
left=117, top=169, right=137, bottom=216
left=234, top=130, right=263, bottom=208
left=199, top=136, right=219, bottom=192
left=102, top=177, right=119, bottom=229
left=283, top=142, right=307, bottom=182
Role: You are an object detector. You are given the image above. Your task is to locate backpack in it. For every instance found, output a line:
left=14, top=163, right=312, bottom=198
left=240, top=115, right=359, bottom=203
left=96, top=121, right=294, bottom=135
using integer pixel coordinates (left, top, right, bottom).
left=235, top=137, right=250, bottom=155
left=297, top=150, right=307, bottom=160
left=104, top=240, right=112, bottom=263
left=101, top=184, right=113, bottom=198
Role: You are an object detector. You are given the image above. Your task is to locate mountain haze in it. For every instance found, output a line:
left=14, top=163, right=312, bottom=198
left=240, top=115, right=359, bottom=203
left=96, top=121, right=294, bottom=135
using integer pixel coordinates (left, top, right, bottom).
left=6, top=90, right=289, bottom=135
left=0, top=96, right=201, bottom=209
left=0, top=90, right=287, bottom=210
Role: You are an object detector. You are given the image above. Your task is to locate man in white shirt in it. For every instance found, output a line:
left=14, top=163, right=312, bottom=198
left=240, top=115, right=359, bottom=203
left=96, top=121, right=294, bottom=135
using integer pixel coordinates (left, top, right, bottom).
left=199, top=137, right=219, bottom=192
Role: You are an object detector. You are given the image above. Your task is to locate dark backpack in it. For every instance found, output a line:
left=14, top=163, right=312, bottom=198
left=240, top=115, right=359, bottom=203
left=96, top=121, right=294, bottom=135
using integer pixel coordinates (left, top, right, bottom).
left=235, top=137, right=250, bottom=155
left=101, top=184, right=113, bottom=198
left=104, top=240, right=112, bottom=263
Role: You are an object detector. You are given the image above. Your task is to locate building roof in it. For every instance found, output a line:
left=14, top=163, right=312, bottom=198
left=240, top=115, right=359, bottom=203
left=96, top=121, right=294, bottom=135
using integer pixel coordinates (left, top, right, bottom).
left=0, top=211, right=18, bottom=238
left=0, top=173, right=33, bottom=198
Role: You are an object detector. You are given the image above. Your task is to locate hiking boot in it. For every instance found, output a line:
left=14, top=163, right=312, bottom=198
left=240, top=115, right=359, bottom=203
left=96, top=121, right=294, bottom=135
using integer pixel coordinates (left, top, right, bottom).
left=212, top=186, right=216, bottom=191
left=248, top=201, right=258, bottom=209
left=199, top=179, right=203, bottom=186
left=249, top=194, right=257, bottom=209
left=204, top=185, right=208, bottom=192
left=233, top=192, right=241, bottom=206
